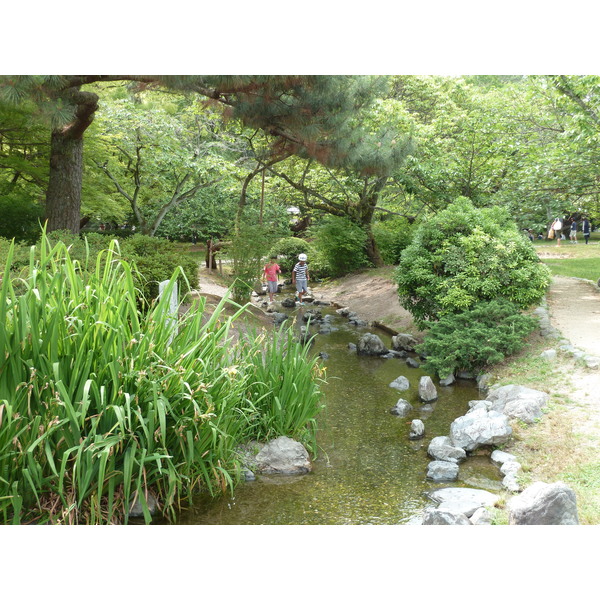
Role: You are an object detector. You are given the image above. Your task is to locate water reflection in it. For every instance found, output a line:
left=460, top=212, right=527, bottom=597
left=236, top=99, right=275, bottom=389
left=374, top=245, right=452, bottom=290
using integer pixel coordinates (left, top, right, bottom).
left=176, top=307, right=492, bottom=525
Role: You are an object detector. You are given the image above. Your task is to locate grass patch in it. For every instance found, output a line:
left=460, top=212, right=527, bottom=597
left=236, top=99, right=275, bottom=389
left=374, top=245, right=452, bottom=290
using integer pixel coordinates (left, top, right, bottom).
left=543, top=257, right=600, bottom=281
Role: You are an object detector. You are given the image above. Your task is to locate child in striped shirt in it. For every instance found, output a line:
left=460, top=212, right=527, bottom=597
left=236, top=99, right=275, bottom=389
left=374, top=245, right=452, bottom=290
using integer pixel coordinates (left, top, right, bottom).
left=292, top=253, right=309, bottom=305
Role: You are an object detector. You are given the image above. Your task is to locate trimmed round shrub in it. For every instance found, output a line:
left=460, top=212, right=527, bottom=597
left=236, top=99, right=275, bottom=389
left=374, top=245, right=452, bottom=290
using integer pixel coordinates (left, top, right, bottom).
left=395, top=197, right=551, bottom=328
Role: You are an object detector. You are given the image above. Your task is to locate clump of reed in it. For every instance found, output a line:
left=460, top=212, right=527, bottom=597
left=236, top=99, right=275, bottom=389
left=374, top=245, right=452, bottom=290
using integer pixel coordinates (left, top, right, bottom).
left=0, top=233, right=324, bottom=524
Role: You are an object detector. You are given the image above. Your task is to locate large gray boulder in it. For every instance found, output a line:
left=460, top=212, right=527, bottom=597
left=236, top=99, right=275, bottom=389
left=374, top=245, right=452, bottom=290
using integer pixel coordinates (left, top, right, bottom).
left=422, top=508, right=471, bottom=525
left=486, top=384, right=549, bottom=424
left=391, top=333, right=418, bottom=352
left=427, top=460, right=459, bottom=481
left=508, top=481, right=579, bottom=525
left=389, top=376, right=410, bottom=391
left=429, top=487, right=499, bottom=517
left=357, top=333, right=388, bottom=356
left=419, top=376, right=438, bottom=402
left=427, top=436, right=467, bottom=464
left=254, top=436, right=312, bottom=475
left=449, top=402, right=513, bottom=451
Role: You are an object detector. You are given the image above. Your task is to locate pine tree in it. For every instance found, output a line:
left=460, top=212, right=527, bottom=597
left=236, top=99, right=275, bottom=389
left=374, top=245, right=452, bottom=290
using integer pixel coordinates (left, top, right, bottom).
left=0, top=75, right=397, bottom=233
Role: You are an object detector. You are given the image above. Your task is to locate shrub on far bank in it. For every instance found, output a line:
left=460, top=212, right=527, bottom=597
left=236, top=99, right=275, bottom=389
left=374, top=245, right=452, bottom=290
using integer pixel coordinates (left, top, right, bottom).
left=372, top=217, right=414, bottom=265
left=268, top=237, right=312, bottom=276
left=310, top=216, right=369, bottom=277
left=395, top=197, right=551, bottom=328
left=418, top=299, right=538, bottom=379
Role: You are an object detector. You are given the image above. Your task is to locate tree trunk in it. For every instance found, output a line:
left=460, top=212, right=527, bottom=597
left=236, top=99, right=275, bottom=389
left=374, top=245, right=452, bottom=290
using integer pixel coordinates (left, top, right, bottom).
left=45, top=131, right=84, bottom=233
left=365, top=227, right=385, bottom=267
left=44, top=88, right=99, bottom=234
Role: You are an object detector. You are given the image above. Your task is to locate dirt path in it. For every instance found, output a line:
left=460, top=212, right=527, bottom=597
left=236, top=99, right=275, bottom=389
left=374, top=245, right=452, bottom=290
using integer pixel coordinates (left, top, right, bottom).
left=547, top=276, right=600, bottom=357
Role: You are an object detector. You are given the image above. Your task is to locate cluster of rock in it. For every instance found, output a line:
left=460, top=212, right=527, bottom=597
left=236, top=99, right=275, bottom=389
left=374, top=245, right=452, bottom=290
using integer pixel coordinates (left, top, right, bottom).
left=421, top=481, right=579, bottom=525
left=383, top=366, right=579, bottom=524
left=425, top=384, right=548, bottom=489
left=350, top=331, right=421, bottom=366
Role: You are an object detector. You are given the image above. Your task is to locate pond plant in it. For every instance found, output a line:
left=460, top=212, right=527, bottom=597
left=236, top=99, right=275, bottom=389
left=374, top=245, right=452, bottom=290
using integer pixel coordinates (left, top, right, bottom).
left=0, top=233, right=324, bottom=524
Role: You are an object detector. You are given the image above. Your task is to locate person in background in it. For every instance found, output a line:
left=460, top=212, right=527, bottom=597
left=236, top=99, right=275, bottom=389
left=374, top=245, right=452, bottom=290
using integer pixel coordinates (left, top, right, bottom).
left=569, top=217, right=578, bottom=244
left=582, top=216, right=591, bottom=245
left=292, top=253, right=309, bottom=306
left=551, top=217, right=563, bottom=247
left=262, top=255, right=281, bottom=304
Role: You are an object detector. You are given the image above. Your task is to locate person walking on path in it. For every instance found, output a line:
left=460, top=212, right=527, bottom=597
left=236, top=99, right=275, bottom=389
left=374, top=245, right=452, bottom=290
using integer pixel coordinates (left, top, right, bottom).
left=262, top=255, right=281, bottom=303
left=569, top=218, right=578, bottom=244
left=292, top=253, right=309, bottom=305
left=551, top=217, right=563, bottom=247
left=582, top=216, right=591, bottom=244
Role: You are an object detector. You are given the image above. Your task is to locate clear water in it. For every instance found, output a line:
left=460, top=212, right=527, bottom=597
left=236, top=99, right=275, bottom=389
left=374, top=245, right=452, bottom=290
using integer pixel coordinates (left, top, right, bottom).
left=175, top=307, right=496, bottom=525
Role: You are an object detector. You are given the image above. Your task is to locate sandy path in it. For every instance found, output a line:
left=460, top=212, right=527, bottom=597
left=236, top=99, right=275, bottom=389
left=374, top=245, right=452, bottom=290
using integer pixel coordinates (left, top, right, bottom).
left=546, top=276, right=600, bottom=357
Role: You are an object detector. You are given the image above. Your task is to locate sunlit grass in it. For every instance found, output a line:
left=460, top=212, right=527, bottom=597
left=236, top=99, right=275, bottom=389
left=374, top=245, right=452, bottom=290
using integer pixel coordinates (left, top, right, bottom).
left=543, top=258, right=600, bottom=282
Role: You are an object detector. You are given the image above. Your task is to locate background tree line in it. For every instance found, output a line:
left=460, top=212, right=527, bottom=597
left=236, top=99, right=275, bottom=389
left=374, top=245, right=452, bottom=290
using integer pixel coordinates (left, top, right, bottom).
left=1, top=74, right=599, bottom=271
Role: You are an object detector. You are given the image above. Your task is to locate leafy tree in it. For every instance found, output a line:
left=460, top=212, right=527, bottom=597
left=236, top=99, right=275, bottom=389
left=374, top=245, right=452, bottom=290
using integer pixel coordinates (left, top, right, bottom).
left=90, top=94, right=239, bottom=236
left=0, top=75, right=393, bottom=234
left=395, top=197, right=551, bottom=328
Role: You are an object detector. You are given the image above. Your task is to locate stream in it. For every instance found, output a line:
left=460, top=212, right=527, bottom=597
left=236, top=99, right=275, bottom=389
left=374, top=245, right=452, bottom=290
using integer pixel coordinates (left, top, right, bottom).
left=174, top=303, right=504, bottom=525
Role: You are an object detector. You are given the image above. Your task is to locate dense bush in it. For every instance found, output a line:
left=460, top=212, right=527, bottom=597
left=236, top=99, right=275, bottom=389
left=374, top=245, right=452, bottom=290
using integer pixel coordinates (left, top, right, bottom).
left=269, top=237, right=312, bottom=275
left=417, top=299, right=539, bottom=378
left=372, top=217, right=414, bottom=265
left=310, top=216, right=370, bottom=277
left=120, top=234, right=199, bottom=301
left=0, top=234, right=324, bottom=524
left=395, top=197, right=551, bottom=328
left=0, top=193, right=44, bottom=244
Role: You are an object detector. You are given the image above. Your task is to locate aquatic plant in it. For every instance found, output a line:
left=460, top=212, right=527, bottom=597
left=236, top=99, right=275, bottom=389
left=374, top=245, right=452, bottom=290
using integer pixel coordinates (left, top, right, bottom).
left=0, top=233, right=323, bottom=524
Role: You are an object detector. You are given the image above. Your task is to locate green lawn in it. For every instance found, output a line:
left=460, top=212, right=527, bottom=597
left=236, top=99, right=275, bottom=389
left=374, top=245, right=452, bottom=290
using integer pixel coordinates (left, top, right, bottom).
left=535, top=233, right=600, bottom=281
left=543, top=257, right=600, bottom=281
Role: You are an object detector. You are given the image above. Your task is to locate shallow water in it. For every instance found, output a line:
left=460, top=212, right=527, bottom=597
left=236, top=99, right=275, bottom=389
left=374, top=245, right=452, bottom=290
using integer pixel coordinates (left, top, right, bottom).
left=175, top=308, right=496, bottom=525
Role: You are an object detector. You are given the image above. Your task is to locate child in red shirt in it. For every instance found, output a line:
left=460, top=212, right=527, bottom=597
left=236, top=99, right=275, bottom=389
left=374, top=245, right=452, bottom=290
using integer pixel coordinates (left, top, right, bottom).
left=262, top=255, right=281, bottom=303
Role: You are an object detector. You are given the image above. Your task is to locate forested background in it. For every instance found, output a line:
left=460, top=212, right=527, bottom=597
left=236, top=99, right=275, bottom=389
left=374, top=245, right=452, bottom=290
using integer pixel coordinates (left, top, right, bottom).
left=1, top=75, right=599, bottom=270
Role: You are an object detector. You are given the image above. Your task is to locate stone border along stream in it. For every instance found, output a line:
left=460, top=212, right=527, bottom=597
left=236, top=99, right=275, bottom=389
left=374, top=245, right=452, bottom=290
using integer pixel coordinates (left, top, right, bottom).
left=415, top=299, right=598, bottom=525
left=317, top=297, right=596, bottom=525
left=249, top=285, right=596, bottom=524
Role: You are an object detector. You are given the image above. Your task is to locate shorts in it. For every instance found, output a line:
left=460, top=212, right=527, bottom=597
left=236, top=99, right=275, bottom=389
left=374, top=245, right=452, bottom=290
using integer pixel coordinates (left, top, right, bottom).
left=295, top=279, right=308, bottom=293
left=267, top=280, right=278, bottom=293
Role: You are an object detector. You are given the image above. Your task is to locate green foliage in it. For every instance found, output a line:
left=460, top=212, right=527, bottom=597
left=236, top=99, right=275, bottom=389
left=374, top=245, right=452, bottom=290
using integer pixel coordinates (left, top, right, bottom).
left=372, top=217, right=414, bottom=265
left=395, top=197, right=551, bottom=328
left=0, top=192, right=44, bottom=244
left=121, top=235, right=199, bottom=302
left=227, top=222, right=280, bottom=303
left=0, top=233, right=324, bottom=524
left=418, top=299, right=538, bottom=378
left=234, top=324, right=325, bottom=453
left=269, top=237, right=312, bottom=275
left=310, top=216, right=370, bottom=277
